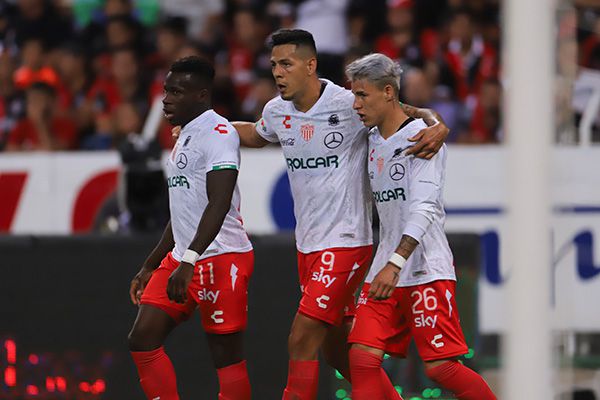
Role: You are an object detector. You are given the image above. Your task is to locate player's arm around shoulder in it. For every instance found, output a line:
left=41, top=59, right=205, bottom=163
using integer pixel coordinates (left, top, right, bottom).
left=400, top=103, right=449, bottom=160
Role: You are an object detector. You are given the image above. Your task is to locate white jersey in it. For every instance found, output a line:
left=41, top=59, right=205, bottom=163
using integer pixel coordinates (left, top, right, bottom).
left=256, top=80, right=372, bottom=253
left=366, top=118, right=455, bottom=287
left=166, top=109, right=252, bottom=262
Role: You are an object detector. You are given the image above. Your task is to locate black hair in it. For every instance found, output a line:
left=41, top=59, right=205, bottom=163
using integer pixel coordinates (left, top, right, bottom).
left=159, top=16, right=187, bottom=37
left=269, top=29, right=317, bottom=56
left=169, top=56, right=215, bottom=88
left=28, top=81, right=56, bottom=97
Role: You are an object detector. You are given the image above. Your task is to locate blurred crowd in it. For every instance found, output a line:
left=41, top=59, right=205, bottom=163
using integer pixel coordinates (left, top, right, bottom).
left=0, top=0, right=598, bottom=152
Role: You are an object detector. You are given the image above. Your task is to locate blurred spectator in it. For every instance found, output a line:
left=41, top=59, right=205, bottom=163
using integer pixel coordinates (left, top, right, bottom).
left=13, top=0, right=72, bottom=48
left=374, top=0, right=423, bottom=69
left=241, top=70, right=278, bottom=120
left=87, top=46, right=149, bottom=117
left=113, top=102, right=143, bottom=141
left=0, top=51, right=25, bottom=149
left=402, top=66, right=466, bottom=140
left=0, top=1, right=17, bottom=54
left=159, top=0, right=224, bottom=43
left=581, top=16, right=600, bottom=68
left=465, top=78, right=502, bottom=143
left=53, top=43, right=93, bottom=127
left=5, top=82, right=77, bottom=151
left=13, top=38, right=60, bottom=90
left=440, top=8, right=498, bottom=102
left=295, top=0, right=350, bottom=84
left=222, top=6, right=270, bottom=100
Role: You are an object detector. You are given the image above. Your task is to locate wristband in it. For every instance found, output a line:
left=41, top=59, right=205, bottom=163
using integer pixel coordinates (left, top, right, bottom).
left=182, top=249, right=200, bottom=265
left=388, top=253, right=407, bottom=270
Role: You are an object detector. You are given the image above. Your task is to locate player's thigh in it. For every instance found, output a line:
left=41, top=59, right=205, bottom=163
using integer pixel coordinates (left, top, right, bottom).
left=298, top=246, right=372, bottom=326
left=348, top=283, right=410, bottom=357
left=128, top=304, right=178, bottom=351
left=406, top=280, right=469, bottom=361
left=139, top=252, right=197, bottom=323
left=192, top=251, right=254, bottom=334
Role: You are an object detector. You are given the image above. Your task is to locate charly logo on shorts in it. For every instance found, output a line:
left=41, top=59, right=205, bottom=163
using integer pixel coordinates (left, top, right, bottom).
left=176, top=153, right=188, bottom=169
left=389, top=163, right=405, bottom=181
left=324, top=132, right=343, bottom=149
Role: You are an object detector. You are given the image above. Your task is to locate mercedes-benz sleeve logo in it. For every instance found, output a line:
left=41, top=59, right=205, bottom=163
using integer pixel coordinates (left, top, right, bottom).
left=176, top=153, right=188, bottom=169
left=324, top=132, right=344, bottom=149
left=389, top=163, right=405, bottom=181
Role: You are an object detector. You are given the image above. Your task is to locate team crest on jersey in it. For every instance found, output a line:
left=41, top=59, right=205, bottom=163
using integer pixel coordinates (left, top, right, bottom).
left=328, top=114, right=340, bottom=126
left=183, top=136, right=191, bottom=147
left=301, top=124, right=314, bottom=141
left=376, top=156, right=385, bottom=174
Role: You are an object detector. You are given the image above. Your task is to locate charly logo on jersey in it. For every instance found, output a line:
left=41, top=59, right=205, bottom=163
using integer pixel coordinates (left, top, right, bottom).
left=328, top=114, right=340, bottom=126
left=167, top=175, right=190, bottom=189
left=389, top=163, right=405, bottom=181
left=373, top=188, right=406, bottom=203
left=281, top=138, right=295, bottom=147
left=301, top=124, right=314, bottom=141
left=286, top=155, right=339, bottom=171
left=283, top=115, right=291, bottom=129
left=176, top=153, right=188, bottom=169
left=324, top=132, right=343, bottom=149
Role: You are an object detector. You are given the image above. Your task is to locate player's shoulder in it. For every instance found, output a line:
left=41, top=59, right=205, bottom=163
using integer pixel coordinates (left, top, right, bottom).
left=198, top=111, right=239, bottom=147
left=323, top=80, right=354, bottom=106
left=262, top=95, right=287, bottom=117
left=399, top=118, right=427, bottom=138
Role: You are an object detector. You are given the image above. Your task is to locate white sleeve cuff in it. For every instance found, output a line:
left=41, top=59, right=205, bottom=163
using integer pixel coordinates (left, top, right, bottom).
left=402, top=213, right=432, bottom=242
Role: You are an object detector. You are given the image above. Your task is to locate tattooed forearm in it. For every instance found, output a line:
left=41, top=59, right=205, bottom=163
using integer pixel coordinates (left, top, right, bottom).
left=395, top=235, right=419, bottom=259
left=399, top=103, right=440, bottom=127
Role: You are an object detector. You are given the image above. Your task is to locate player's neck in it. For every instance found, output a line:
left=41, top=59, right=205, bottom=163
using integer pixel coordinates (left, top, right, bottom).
left=378, top=109, right=409, bottom=139
left=292, top=78, right=323, bottom=113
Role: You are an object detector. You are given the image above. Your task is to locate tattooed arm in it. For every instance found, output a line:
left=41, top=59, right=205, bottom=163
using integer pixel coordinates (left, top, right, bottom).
left=400, top=103, right=449, bottom=160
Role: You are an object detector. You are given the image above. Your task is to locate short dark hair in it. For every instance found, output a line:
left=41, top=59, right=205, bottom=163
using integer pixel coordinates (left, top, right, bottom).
left=169, top=56, right=215, bottom=87
left=269, top=29, right=317, bottom=56
left=28, top=81, right=56, bottom=97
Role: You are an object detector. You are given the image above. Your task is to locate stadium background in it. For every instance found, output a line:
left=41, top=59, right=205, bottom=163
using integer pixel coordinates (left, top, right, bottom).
left=0, top=0, right=599, bottom=399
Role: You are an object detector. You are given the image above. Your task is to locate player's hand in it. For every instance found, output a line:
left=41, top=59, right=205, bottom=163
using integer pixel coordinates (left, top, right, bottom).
left=406, top=119, right=449, bottom=159
left=172, top=126, right=181, bottom=139
left=368, top=263, right=400, bottom=300
left=129, top=267, right=154, bottom=305
left=167, top=262, right=194, bottom=304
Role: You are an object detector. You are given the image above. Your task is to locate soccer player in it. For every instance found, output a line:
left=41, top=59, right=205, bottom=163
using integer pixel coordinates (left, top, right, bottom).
left=345, top=53, right=496, bottom=400
left=230, top=30, right=449, bottom=400
left=127, top=57, right=254, bottom=400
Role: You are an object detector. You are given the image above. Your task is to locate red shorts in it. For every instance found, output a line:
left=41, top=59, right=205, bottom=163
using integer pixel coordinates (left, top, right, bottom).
left=140, top=251, right=254, bottom=334
left=297, top=246, right=372, bottom=326
left=348, top=280, right=468, bottom=361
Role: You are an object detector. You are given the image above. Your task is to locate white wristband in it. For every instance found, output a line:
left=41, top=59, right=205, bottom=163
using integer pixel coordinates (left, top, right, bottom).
left=388, top=253, right=407, bottom=270
left=182, top=249, right=200, bottom=265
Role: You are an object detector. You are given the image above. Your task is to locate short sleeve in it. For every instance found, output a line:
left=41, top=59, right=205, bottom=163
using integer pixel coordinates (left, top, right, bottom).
left=254, top=104, right=279, bottom=143
left=201, top=122, right=241, bottom=174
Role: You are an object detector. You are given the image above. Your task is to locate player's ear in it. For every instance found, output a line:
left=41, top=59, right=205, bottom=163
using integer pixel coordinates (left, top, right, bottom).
left=384, top=84, right=395, bottom=102
left=197, top=88, right=210, bottom=103
left=307, top=57, right=317, bottom=76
